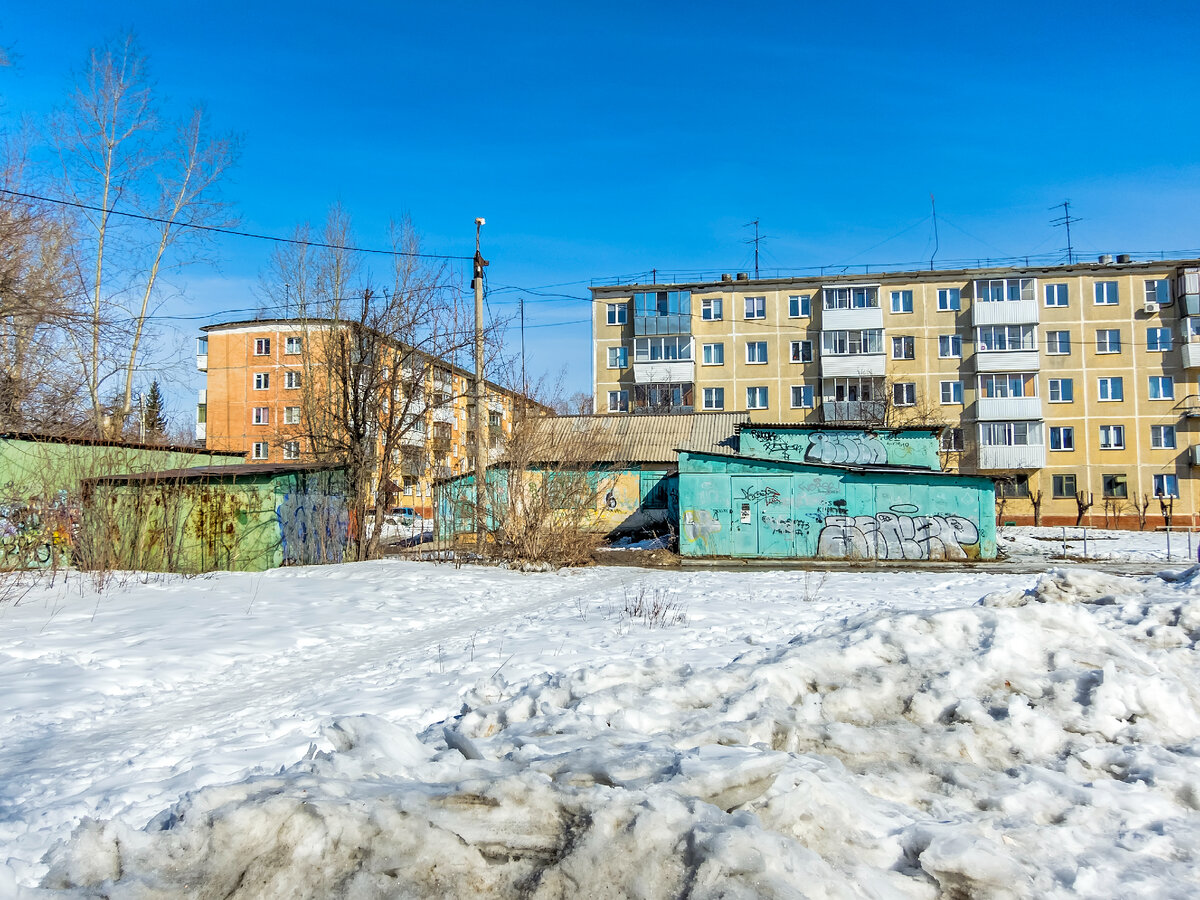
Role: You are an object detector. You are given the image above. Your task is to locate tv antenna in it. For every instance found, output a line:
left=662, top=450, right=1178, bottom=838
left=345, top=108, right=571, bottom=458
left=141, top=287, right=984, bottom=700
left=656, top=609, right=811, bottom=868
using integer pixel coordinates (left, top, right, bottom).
left=1050, top=201, right=1081, bottom=265
left=744, top=219, right=763, bottom=279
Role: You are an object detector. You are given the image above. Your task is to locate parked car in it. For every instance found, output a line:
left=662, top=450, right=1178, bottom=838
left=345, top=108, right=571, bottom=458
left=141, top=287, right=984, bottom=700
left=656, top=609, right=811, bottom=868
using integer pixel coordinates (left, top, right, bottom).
left=389, top=506, right=416, bottom=526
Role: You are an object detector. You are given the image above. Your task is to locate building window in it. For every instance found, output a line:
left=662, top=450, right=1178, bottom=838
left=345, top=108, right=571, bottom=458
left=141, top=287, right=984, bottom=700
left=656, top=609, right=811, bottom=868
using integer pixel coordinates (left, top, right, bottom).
left=790, top=340, right=813, bottom=363
left=822, top=329, right=884, bottom=355
left=701, top=297, right=723, bottom=320
left=940, top=380, right=962, bottom=404
left=1053, top=474, right=1077, bottom=498
left=1096, top=329, right=1121, bottom=354
left=976, top=278, right=1034, bottom=303
left=1102, top=474, right=1128, bottom=498
left=941, top=427, right=964, bottom=451
left=607, top=346, right=628, bottom=368
left=1151, top=425, right=1177, bottom=449
left=746, top=341, right=768, bottom=364
left=996, top=475, right=1030, bottom=498
left=283, top=406, right=300, bottom=425
left=791, top=385, right=814, bottom=408
left=1154, top=473, right=1179, bottom=498
left=788, top=295, right=811, bottom=317
left=891, top=336, right=915, bottom=360
left=252, top=407, right=269, bottom=425
left=979, top=373, right=1031, bottom=398
left=937, top=288, right=960, bottom=311
left=980, top=421, right=1040, bottom=447
left=746, top=386, right=768, bottom=409
left=1145, top=278, right=1171, bottom=306
left=282, top=441, right=300, bottom=460
left=285, top=371, right=301, bottom=389
left=703, top=387, right=725, bottom=410
left=634, top=336, right=692, bottom=361
left=1048, top=378, right=1073, bottom=403
left=606, top=303, right=627, bottom=325
left=1099, top=425, right=1125, bottom=449
left=489, top=410, right=502, bottom=429
left=1147, top=327, right=1172, bottom=352
left=1045, top=330, right=1071, bottom=355
left=1045, top=283, right=1068, bottom=307
left=607, top=390, right=628, bottom=412
left=890, top=290, right=913, bottom=313
left=1094, top=281, right=1119, bottom=305
left=977, top=324, right=1036, bottom=351
left=823, top=286, right=879, bottom=309
left=252, top=441, right=269, bottom=459
left=1049, top=426, right=1074, bottom=451
left=285, top=336, right=302, bottom=354
left=939, top=334, right=962, bottom=358
left=1149, top=376, right=1174, bottom=400
left=1098, top=377, right=1124, bottom=401
left=254, top=338, right=271, bottom=355
left=893, top=382, right=916, bottom=406
left=744, top=296, right=766, bottom=320
left=254, top=372, right=270, bottom=390
left=702, top=342, right=724, bottom=365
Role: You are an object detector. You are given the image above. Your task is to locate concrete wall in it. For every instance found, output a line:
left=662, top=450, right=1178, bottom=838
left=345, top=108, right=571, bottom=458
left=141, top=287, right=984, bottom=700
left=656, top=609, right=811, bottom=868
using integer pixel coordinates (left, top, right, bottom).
left=678, top=451, right=996, bottom=560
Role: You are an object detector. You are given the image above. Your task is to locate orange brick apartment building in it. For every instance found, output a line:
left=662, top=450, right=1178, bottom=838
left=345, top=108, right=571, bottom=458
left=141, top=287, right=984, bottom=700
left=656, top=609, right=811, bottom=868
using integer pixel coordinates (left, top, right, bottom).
left=195, top=319, right=531, bottom=516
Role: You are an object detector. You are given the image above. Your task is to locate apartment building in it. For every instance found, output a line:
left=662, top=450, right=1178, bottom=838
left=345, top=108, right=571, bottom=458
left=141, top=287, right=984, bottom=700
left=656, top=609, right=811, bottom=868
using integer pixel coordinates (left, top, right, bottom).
left=592, top=257, right=1200, bottom=527
left=196, top=319, right=527, bottom=516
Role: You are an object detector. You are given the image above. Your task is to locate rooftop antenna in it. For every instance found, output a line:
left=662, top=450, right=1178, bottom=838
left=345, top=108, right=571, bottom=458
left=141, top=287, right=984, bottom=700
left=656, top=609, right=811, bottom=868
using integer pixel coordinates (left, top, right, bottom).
left=1050, top=201, right=1081, bottom=265
left=744, top=219, right=761, bottom=279
left=930, top=194, right=939, bottom=270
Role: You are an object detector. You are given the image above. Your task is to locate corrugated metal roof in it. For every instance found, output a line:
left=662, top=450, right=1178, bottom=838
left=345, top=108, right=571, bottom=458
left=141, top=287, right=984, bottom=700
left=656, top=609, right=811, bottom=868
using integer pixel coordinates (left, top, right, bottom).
left=87, top=462, right=344, bottom=485
left=515, top=413, right=747, bottom=464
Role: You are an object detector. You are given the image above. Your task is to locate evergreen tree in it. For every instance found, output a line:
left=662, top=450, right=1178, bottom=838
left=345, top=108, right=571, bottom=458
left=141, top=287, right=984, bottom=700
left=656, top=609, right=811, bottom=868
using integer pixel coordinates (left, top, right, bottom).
left=144, top=380, right=168, bottom=441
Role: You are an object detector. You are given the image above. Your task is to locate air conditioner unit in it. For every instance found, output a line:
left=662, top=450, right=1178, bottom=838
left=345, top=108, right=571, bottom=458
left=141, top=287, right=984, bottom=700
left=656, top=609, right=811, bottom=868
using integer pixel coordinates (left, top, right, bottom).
left=1144, top=301, right=1160, bottom=315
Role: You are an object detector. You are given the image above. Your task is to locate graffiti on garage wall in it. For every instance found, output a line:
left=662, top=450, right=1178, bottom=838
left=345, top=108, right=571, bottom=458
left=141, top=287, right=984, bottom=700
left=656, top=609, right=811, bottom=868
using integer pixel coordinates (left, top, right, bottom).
left=683, top=509, right=721, bottom=551
left=816, top=505, right=979, bottom=560
left=743, top=429, right=890, bottom=466
left=737, top=484, right=781, bottom=506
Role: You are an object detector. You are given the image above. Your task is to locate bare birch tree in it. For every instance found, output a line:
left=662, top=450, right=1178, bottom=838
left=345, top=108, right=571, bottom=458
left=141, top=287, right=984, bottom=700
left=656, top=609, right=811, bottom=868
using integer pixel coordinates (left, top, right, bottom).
left=54, top=34, right=237, bottom=437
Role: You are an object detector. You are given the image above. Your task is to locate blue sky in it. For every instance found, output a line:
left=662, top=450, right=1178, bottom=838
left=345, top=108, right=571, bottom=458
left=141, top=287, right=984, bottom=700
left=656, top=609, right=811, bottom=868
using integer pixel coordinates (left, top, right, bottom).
left=3, top=1, right=1200, bottom=409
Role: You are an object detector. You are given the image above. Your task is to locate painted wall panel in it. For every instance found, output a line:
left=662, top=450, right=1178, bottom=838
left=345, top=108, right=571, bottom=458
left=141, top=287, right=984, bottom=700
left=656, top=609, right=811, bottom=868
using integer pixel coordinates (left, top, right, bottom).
left=738, top=427, right=941, bottom=471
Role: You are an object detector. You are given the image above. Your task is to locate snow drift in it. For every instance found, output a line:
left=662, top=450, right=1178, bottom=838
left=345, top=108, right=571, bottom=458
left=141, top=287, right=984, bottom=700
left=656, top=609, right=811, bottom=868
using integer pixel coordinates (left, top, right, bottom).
left=38, top=569, right=1200, bottom=898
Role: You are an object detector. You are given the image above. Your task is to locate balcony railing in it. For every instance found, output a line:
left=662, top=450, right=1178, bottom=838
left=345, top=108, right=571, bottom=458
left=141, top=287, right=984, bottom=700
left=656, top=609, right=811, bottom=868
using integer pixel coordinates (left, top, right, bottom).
left=975, top=396, right=1043, bottom=420
left=820, top=306, right=883, bottom=331
left=974, top=349, right=1040, bottom=372
left=821, top=400, right=887, bottom=425
left=196, top=354, right=208, bottom=372
left=632, top=360, right=694, bottom=384
left=972, top=298, right=1039, bottom=326
left=820, top=353, right=887, bottom=377
left=1182, top=342, right=1200, bottom=369
left=977, top=443, right=1046, bottom=469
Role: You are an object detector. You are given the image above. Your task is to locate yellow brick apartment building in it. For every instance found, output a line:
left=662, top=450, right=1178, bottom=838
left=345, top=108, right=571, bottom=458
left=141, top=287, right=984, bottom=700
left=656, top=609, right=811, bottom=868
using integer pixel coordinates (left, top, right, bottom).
left=592, top=257, right=1200, bottom=527
left=196, top=319, right=526, bottom=517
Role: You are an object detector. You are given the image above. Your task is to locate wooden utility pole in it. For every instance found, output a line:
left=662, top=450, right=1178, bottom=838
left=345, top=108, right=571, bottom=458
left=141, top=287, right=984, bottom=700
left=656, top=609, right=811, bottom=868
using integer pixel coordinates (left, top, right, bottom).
left=472, top=218, right=489, bottom=548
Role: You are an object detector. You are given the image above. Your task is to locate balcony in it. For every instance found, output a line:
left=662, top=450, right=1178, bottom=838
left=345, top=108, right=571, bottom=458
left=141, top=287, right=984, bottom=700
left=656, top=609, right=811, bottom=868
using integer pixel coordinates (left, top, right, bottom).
left=633, top=360, right=694, bottom=384
left=976, top=396, right=1043, bottom=420
left=400, top=429, right=426, bottom=447
left=820, top=353, right=887, bottom=378
left=821, top=306, right=883, bottom=331
left=972, top=298, right=1039, bottom=327
left=821, top=400, right=887, bottom=425
left=431, top=405, right=456, bottom=424
left=1182, top=342, right=1200, bottom=369
left=196, top=353, right=208, bottom=372
left=978, top=443, right=1046, bottom=469
left=974, top=349, right=1040, bottom=373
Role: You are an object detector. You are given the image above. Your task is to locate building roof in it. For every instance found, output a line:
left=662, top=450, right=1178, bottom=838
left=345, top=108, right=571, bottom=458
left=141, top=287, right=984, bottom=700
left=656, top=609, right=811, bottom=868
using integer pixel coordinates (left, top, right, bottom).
left=681, top=447, right=991, bottom=481
left=515, top=412, right=748, bottom=465
left=734, top=422, right=944, bottom=435
left=0, top=431, right=244, bottom=457
left=87, top=461, right=344, bottom=485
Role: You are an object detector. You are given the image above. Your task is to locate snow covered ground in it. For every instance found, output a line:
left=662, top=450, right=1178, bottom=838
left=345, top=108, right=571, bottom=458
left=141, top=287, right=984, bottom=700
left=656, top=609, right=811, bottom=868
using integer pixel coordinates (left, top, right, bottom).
left=2, top=556, right=1199, bottom=897
left=999, top=524, right=1200, bottom=565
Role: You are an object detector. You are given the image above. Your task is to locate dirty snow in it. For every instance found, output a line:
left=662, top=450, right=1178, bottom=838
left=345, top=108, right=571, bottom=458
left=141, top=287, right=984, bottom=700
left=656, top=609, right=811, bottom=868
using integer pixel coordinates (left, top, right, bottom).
left=2, top=559, right=1200, bottom=898
left=999, top=525, right=1200, bottom=564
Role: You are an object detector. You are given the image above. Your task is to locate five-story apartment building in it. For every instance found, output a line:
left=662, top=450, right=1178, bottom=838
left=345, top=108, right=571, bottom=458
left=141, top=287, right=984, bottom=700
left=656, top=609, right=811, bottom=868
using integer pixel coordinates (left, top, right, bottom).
left=592, top=257, right=1200, bottom=527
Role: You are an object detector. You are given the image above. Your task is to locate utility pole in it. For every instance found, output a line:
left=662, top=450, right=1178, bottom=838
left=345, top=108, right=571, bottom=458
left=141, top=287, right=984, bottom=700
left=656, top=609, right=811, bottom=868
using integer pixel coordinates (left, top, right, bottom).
left=1050, top=201, right=1080, bottom=265
left=519, top=296, right=527, bottom=416
left=930, top=194, right=939, bottom=271
left=472, top=218, right=489, bottom=549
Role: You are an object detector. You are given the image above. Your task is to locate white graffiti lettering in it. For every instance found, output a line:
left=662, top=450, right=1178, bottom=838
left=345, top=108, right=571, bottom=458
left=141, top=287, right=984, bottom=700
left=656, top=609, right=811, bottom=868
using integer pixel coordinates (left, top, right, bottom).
left=804, top=431, right=888, bottom=466
left=816, top=509, right=980, bottom=560
left=738, top=485, right=781, bottom=506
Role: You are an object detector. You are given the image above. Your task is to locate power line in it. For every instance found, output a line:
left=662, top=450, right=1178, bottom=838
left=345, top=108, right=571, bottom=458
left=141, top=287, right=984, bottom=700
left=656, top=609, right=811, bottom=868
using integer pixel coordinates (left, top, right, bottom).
left=0, top=188, right=475, bottom=261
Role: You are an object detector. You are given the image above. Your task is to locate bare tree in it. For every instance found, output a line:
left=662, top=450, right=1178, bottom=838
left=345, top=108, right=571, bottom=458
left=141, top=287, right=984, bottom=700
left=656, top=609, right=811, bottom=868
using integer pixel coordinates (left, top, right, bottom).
left=1030, top=488, right=1043, bottom=526
left=53, top=34, right=237, bottom=437
left=0, top=130, right=85, bottom=431
left=1075, top=491, right=1094, bottom=526
left=264, top=210, right=498, bottom=560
